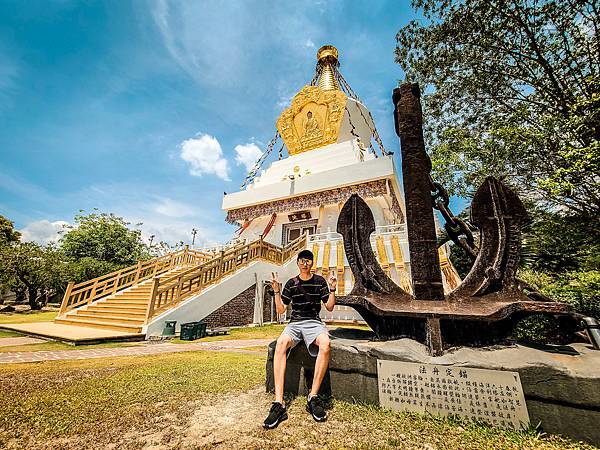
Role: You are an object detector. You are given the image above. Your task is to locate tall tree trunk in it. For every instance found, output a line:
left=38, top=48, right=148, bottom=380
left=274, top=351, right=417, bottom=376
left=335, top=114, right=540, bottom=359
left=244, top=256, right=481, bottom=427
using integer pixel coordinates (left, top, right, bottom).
left=15, top=287, right=26, bottom=304
left=27, top=286, right=41, bottom=310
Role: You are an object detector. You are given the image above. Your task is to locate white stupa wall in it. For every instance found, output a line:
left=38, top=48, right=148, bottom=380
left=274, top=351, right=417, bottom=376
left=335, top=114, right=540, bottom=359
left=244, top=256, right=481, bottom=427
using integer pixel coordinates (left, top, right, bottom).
left=337, top=98, right=375, bottom=149
left=248, top=138, right=374, bottom=190
left=238, top=197, right=394, bottom=247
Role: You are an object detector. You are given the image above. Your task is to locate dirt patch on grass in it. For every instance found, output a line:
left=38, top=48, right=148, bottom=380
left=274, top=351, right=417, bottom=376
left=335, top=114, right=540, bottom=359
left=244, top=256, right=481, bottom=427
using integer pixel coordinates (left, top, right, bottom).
left=114, top=387, right=271, bottom=450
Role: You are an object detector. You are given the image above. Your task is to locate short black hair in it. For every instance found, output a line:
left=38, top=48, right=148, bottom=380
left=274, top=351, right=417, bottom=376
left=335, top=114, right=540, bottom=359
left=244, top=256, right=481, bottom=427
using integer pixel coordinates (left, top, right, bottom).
left=297, top=249, right=314, bottom=261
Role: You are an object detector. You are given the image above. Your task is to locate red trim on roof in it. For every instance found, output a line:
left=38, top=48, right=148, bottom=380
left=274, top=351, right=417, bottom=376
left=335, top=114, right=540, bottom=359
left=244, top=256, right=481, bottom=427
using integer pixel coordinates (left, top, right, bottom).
left=261, top=213, right=277, bottom=238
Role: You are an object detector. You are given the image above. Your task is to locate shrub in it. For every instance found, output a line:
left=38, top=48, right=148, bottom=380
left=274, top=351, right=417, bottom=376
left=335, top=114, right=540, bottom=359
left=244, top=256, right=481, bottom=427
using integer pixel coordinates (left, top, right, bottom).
left=512, top=269, right=600, bottom=343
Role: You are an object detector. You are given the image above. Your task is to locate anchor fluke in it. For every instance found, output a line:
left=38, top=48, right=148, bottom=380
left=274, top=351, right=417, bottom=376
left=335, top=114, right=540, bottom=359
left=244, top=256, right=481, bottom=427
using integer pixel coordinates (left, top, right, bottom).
left=337, top=194, right=408, bottom=297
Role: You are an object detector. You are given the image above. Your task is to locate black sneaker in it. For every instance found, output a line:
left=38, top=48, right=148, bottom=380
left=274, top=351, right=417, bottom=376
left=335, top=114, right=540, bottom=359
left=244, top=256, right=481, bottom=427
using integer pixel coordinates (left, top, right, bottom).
left=306, top=395, right=327, bottom=422
left=263, top=402, right=287, bottom=429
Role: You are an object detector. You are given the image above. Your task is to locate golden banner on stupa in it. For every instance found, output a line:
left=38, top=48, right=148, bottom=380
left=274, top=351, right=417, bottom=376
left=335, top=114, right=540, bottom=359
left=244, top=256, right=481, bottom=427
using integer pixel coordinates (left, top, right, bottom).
left=276, top=85, right=347, bottom=155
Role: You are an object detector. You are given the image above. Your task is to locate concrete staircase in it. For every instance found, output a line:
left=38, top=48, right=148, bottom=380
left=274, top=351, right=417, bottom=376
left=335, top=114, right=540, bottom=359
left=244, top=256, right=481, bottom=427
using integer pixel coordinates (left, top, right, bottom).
left=55, top=234, right=308, bottom=337
left=55, top=266, right=191, bottom=333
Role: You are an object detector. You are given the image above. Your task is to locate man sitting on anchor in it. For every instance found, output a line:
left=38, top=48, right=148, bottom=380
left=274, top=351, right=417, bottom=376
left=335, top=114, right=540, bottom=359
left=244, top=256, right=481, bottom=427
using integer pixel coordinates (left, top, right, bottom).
left=263, top=249, right=337, bottom=429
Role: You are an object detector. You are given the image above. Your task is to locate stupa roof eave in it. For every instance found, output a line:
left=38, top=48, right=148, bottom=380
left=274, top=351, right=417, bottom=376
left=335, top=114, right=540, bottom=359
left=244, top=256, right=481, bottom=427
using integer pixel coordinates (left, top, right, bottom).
left=222, top=155, right=402, bottom=213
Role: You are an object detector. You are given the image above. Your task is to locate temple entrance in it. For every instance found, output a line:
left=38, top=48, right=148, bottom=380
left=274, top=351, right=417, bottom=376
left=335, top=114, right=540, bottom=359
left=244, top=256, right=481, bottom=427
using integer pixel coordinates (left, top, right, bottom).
left=282, top=219, right=317, bottom=246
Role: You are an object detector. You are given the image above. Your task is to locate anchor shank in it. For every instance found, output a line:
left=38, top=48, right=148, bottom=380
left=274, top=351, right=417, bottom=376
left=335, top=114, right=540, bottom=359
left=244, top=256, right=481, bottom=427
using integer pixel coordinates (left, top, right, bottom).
left=393, top=83, right=444, bottom=300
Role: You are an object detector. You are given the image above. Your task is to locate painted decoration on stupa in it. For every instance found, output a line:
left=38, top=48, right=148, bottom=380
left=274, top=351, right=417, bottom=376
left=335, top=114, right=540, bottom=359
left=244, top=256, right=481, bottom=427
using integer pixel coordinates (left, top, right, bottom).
left=276, top=85, right=347, bottom=155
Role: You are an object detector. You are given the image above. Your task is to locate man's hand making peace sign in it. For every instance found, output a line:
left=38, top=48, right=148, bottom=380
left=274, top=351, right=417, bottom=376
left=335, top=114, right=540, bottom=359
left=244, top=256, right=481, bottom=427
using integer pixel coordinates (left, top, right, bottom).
left=327, top=270, right=337, bottom=292
left=271, top=272, right=280, bottom=293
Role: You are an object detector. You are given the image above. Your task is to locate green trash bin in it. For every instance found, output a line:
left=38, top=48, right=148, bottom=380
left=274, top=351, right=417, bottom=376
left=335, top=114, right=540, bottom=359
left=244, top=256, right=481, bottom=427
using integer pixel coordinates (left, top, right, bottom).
left=163, top=320, right=177, bottom=336
left=180, top=322, right=197, bottom=341
left=195, top=321, right=207, bottom=339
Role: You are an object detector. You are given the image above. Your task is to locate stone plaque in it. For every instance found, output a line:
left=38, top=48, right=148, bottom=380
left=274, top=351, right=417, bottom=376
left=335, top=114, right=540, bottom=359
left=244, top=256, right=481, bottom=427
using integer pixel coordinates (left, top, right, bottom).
left=377, top=360, right=530, bottom=429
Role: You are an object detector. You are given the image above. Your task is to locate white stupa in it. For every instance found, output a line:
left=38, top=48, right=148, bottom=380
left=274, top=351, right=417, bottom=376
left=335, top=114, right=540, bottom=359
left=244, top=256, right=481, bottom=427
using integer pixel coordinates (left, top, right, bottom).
left=222, top=45, right=460, bottom=321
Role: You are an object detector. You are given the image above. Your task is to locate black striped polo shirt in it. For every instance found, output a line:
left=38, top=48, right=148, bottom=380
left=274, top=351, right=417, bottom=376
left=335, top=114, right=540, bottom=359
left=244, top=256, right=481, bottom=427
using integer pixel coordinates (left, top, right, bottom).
left=281, top=274, right=330, bottom=322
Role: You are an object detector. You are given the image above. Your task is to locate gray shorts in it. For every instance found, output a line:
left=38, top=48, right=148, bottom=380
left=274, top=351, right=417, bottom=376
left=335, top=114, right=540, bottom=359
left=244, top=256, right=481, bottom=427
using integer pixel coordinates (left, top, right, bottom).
left=282, top=319, right=329, bottom=357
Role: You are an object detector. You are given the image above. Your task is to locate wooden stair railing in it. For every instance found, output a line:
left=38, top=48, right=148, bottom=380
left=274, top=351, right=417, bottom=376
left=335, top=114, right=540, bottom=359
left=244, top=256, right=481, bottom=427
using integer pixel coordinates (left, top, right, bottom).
left=59, top=246, right=211, bottom=317
left=145, top=233, right=307, bottom=322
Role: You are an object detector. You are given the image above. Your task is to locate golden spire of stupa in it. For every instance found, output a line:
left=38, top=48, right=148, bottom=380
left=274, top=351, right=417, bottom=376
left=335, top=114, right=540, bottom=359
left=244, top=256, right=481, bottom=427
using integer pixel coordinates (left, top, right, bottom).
left=316, top=45, right=340, bottom=91
left=275, top=44, right=347, bottom=155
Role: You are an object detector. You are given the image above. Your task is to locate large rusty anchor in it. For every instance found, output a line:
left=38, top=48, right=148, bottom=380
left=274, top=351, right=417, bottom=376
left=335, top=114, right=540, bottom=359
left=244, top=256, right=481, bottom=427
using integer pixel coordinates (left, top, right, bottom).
left=336, top=83, right=581, bottom=355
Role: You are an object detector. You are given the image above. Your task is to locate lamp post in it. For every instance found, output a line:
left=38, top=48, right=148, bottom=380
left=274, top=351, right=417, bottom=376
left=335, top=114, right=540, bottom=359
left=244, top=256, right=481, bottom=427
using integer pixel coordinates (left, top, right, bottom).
left=191, top=228, right=198, bottom=248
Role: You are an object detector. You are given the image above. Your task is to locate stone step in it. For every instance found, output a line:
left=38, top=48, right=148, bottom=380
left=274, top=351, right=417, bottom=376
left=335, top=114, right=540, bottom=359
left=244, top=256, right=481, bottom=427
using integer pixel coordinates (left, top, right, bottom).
left=122, top=283, right=153, bottom=289
left=80, top=308, right=146, bottom=319
left=87, top=304, right=147, bottom=312
left=100, top=303, right=147, bottom=310
left=55, top=317, right=142, bottom=333
left=73, top=312, right=145, bottom=324
left=114, top=293, right=151, bottom=298
left=55, top=265, right=203, bottom=332
left=103, top=298, right=149, bottom=305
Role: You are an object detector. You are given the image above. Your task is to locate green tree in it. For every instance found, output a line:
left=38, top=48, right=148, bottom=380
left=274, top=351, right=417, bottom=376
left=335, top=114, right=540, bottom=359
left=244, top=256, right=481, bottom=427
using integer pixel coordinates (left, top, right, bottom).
left=0, top=215, right=20, bottom=246
left=60, top=212, right=149, bottom=268
left=0, top=243, right=67, bottom=310
left=523, top=211, right=600, bottom=273
left=396, top=0, right=599, bottom=217
left=58, top=212, right=152, bottom=283
left=0, top=212, right=152, bottom=309
left=0, top=214, right=22, bottom=302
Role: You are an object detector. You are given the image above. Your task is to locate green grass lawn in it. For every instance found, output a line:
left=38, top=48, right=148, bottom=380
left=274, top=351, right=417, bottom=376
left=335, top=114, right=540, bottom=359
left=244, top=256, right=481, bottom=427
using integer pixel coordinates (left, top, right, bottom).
left=171, top=323, right=286, bottom=344
left=0, top=329, right=22, bottom=338
left=0, top=349, right=594, bottom=449
left=171, top=322, right=369, bottom=344
left=0, top=350, right=265, bottom=448
left=0, top=321, right=594, bottom=449
left=0, top=310, right=57, bottom=324
left=240, top=344, right=269, bottom=352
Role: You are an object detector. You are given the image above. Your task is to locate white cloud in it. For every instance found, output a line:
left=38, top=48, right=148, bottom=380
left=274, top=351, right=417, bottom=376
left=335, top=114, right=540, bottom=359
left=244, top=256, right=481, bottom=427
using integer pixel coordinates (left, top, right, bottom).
left=17, top=216, right=224, bottom=252
left=135, top=216, right=228, bottom=251
left=234, top=143, right=263, bottom=171
left=68, top=181, right=234, bottom=247
left=19, top=220, right=70, bottom=245
left=153, top=197, right=196, bottom=217
left=276, top=92, right=294, bottom=110
left=139, top=220, right=200, bottom=246
left=132, top=211, right=233, bottom=250
left=305, top=38, right=315, bottom=49
left=180, top=133, right=230, bottom=181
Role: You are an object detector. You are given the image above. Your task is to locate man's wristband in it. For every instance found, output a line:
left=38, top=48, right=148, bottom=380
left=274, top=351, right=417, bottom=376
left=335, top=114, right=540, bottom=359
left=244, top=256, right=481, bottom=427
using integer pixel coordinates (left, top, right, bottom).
left=329, top=288, right=336, bottom=293
left=273, top=291, right=280, bottom=294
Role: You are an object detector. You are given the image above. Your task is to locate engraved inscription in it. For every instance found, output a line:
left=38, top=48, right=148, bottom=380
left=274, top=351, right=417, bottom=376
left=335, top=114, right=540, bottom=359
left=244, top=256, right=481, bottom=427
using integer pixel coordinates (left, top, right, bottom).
left=377, top=360, right=530, bottom=430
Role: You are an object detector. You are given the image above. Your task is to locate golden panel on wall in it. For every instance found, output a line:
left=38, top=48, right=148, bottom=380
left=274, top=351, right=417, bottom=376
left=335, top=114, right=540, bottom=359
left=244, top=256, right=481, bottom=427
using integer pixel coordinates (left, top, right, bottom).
left=276, top=85, right=347, bottom=155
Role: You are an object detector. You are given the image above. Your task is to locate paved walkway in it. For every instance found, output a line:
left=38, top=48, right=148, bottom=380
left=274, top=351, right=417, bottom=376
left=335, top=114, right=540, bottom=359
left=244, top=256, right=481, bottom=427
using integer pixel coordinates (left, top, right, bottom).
left=0, top=336, right=47, bottom=347
left=0, top=338, right=271, bottom=364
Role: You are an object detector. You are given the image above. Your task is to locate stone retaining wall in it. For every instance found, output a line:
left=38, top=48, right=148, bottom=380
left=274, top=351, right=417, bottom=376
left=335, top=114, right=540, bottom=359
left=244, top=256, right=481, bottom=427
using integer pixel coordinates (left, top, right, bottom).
left=266, top=331, right=600, bottom=445
left=202, top=284, right=256, bottom=328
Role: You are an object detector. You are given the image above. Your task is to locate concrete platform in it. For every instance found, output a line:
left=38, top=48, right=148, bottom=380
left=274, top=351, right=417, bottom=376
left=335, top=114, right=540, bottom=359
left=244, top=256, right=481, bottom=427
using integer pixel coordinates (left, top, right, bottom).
left=266, top=328, right=600, bottom=446
left=0, top=322, right=145, bottom=345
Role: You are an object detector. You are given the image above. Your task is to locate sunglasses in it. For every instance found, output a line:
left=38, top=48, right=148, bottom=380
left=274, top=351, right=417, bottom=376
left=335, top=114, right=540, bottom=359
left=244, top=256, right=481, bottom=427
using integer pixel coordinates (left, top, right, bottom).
left=298, top=258, right=313, bottom=266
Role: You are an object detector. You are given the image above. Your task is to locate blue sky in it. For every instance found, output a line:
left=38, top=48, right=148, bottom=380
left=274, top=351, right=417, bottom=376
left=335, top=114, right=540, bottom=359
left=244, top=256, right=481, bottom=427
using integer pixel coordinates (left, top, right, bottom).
left=0, top=0, right=465, bottom=247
